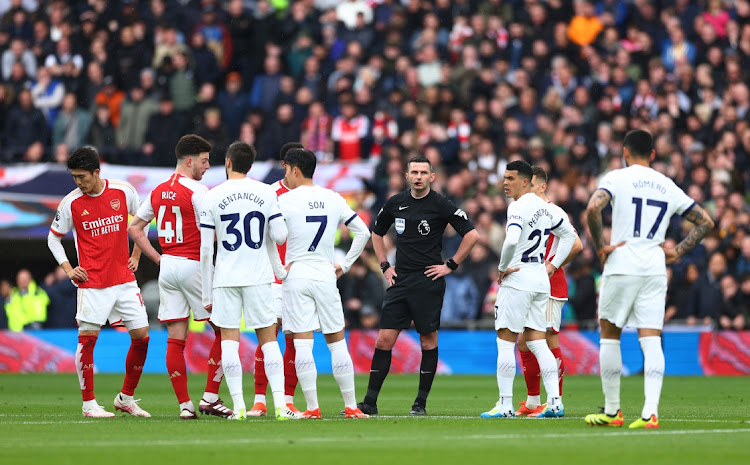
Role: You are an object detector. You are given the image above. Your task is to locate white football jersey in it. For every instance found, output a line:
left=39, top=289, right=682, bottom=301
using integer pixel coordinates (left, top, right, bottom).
left=278, top=185, right=358, bottom=282
left=501, top=192, right=576, bottom=293
left=597, top=164, right=695, bottom=276
left=200, top=178, right=282, bottom=287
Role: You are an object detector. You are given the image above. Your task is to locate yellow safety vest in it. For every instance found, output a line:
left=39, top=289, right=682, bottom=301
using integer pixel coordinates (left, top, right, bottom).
left=6, top=281, right=50, bottom=332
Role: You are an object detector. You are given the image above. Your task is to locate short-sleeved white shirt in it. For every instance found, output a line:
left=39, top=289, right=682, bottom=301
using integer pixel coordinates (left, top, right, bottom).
left=200, top=178, right=283, bottom=288
left=278, top=185, right=358, bottom=283
left=597, top=164, right=695, bottom=276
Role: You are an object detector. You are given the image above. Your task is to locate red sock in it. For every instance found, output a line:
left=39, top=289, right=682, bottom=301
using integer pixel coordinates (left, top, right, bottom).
left=204, top=330, right=223, bottom=395
left=551, top=347, right=565, bottom=396
left=121, top=336, right=149, bottom=396
left=254, top=339, right=268, bottom=396
left=520, top=349, right=541, bottom=396
left=76, top=335, right=97, bottom=401
left=283, top=334, right=297, bottom=397
left=167, top=338, right=190, bottom=403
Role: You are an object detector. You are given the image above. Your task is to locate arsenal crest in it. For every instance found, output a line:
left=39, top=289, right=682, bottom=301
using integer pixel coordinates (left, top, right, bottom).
left=110, top=199, right=121, bottom=211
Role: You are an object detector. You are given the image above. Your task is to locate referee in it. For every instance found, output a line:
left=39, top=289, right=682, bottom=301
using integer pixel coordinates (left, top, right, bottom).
left=358, top=155, right=479, bottom=415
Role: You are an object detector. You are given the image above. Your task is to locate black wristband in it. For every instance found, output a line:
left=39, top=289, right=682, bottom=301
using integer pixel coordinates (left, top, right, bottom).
left=446, top=258, right=459, bottom=270
left=379, top=261, right=391, bottom=273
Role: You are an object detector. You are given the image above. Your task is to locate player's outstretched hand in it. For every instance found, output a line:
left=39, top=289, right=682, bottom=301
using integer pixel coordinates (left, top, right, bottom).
left=661, top=245, right=680, bottom=264
left=384, top=267, right=397, bottom=287
left=497, top=267, right=520, bottom=284
left=127, top=256, right=140, bottom=272
left=596, top=241, right=626, bottom=265
left=334, top=264, right=344, bottom=279
left=67, top=266, right=89, bottom=283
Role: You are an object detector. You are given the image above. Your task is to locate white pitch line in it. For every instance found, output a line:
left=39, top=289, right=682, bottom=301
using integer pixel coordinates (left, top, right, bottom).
left=2, top=428, right=750, bottom=448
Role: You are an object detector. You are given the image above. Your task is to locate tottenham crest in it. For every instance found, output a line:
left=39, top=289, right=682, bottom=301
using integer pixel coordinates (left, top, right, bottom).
left=418, top=220, right=430, bottom=235
left=395, top=218, right=405, bottom=234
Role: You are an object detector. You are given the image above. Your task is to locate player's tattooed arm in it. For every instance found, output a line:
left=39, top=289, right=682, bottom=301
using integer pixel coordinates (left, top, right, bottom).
left=665, top=205, right=714, bottom=264
left=586, top=189, right=611, bottom=252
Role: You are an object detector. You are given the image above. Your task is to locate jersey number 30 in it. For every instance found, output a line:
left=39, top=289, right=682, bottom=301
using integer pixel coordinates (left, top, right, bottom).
left=220, top=212, right=266, bottom=251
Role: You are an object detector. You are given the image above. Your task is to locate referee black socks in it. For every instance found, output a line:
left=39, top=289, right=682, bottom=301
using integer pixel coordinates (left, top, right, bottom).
left=364, top=348, right=392, bottom=405
left=415, top=347, right=438, bottom=407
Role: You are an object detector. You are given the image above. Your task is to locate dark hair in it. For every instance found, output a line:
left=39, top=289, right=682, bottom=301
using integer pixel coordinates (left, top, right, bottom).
left=175, top=134, right=212, bottom=160
left=280, top=142, right=304, bottom=161
left=226, top=141, right=256, bottom=174
left=506, top=160, right=533, bottom=180
left=407, top=155, right=433, bottom=172
left=624, top=129, right=653, bottom=158
left=67, top=147, right=100, bottom=173
left=531, top=165, right=547, bottom=183
left=284, top=148, right=317, bottom=178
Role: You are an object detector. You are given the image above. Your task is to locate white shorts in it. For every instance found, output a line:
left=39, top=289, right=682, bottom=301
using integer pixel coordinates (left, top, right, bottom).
left=77, top=280, right=148, bottom=330
left=547, top=299, right=565, bottom=333
left=158, top=255, right=210, bottom=323
left=598, top=274, right=667, bottom=330
left=494, top=286, right=548, bottom=333
left=282, top=278, right=341, bottom=334
left=272, top=282, right=283, bottom=319
left=210, top=284, right=275, bottom=330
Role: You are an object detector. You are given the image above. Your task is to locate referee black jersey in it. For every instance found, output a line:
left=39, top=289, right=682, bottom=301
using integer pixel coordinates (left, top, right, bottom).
left=372, top=189, right=475, bottom=274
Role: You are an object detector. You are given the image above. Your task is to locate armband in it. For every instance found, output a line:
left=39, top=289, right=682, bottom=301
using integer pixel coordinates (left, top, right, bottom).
left=379, top=261, right=391, bottom=273
left=446, top=258, right=459, bottom=271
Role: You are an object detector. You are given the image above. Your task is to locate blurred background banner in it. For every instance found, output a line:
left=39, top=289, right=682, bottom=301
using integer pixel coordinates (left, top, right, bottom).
left=3, top=329, right=748, bottom=376
left=0, top=161, right=374, bottom=238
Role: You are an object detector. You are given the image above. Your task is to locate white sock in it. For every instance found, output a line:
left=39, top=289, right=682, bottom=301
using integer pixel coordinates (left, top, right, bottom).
left=180, top=400, right=194, bottom=412
left=221, top=340, right=245, bottom=412
left=294, top=339, right=318, bottom=410
left=254, top=394, right=266, bottom=405
left=526, top=339, right=561, bottom=406
left=284, top=395, right=294, bottom=405
left=82, top=399, right=99, bottom=409
left=118, top=393, right=134, bottom=401
left=261, top=341, right=286, bottom=410
left=496, top=337, right=516, bottom=408
left=600, top=339, right=622, bottom=416
left=640, top=336, right=664, bottom=419
left=526, top=395, right=541, bottom=409
left=328, top=339, right=356, bottom=409
left=202, top=392, right=218, bottom=403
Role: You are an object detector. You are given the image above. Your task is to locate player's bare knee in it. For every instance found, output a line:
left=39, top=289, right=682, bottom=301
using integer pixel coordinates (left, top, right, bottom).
left=128, top=326, right=149, bottom=339
left=375, top=330, right=398, bottom=350
left=419, top=331, right=438, bottom=350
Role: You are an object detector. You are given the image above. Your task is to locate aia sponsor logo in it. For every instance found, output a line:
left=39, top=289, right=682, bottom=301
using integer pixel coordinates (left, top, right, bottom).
left=110, top=199, right=121, bottom=211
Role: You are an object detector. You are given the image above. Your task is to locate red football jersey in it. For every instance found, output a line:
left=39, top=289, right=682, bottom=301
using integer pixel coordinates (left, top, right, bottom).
left=543, top=201, right=576, bottom=300
left=269, top=178, right=290, bottom=284
left=137, top=173, right=206, bottom=261
left=50, top=180, right=140, bottom=289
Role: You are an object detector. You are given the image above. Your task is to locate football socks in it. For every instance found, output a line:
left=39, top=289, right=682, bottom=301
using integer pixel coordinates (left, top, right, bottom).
left=416, top=347, right=438, bottom=407
left=284, top=335, right=298, bottom=398
left=166, top=338, right=190, bottom=403
left=600, top=339, right=622, bottom=416
left=495, top=338, right=516, bottom=403
left=261, top=341, right=287, bottom=411
left=526, top=339, right=560, bottom=401
left=121, top=336, right=149, bottom=396
left=640, top=336, right=664, bottom=420
left=204, top=329, right=223, bottom=399
left=76, top=334, right=98, bottom=401
left=294, top=339, right=318, bottom=410
left=364, top=348, right=392, bottom=406
left=550, top=346, right=565, bottom=396
left=328, top=339, right=356, bottom=409
left=221, top=340, right=245, bottom=412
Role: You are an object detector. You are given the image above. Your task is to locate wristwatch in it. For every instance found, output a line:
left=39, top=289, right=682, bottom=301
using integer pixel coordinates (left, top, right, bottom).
left=379, top=261, right=391, bottom=273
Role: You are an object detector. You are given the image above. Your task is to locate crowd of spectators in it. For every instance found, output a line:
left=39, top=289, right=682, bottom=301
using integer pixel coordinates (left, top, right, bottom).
left=1, top=0, right=750, bottom=330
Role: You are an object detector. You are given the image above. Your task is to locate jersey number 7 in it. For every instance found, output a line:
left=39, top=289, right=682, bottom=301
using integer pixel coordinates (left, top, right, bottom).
left=306, top=215, right=327, bottom=252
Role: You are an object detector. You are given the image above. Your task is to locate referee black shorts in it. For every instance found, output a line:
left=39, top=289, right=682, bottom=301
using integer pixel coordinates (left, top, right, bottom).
left=379, top=271, right=446, bottom=334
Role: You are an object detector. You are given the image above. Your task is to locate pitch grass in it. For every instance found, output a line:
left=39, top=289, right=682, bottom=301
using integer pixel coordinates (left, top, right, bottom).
left=1, top=374, right=749, bottom=464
